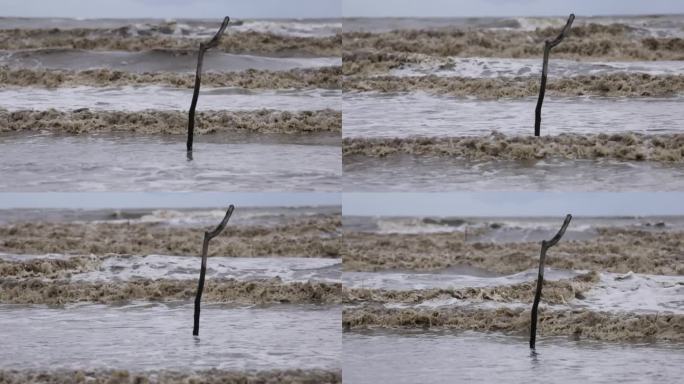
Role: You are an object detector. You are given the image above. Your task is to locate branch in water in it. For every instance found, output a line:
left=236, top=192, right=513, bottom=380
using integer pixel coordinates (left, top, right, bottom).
left=187, top=16, right=231, bottom=157
left=530, top=214, right=572, bottom=349
left=193, top=204, right=235, bottom=336
left=534, top=14, right=575, bottom=137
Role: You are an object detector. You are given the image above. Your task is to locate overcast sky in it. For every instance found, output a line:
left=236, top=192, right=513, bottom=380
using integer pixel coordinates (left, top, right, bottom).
left=0, top=0, right=340, bottom=19
left=344, top=192, right=684, bottom=217
left=344, top=0, right=684, bottom=17
left=0, top=193, right=340, bottom=209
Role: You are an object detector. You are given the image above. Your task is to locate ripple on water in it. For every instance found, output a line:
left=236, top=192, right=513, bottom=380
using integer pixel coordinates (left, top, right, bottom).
left=343, top=93, right=684, bottom=138
left=343, top=155, right=684, bottom=192
left=0, top=133, right=340, bottom=191
left=343, top=330, right=684, bottom=384
left=0, top=303, right=341, bottom=371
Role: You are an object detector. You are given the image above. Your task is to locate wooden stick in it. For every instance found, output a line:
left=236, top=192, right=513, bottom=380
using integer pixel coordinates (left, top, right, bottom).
left=187, top=16, right=231, bottom=157
left=530, top=214, right=572, bottom=349
left=534, top=14, right=575, bottom=137
left=193, top=204, right=235, bottom=336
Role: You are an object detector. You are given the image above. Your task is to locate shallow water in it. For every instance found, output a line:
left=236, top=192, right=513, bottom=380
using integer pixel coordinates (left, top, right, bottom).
left=343, top=268, right=578, bottom=291
left=343, top=330, right=684, bottom=384
left=0, top=302, right=341, bottom=371
left=0, top=133, right=340, bottom=191
left=343, top=15, right=684, bottom=37
left=580, top=272, right=684, bottom=315
left=343, top=215, right=684, bottom=235
left=0, top=205, right=340, bottom=226
left=0, top=86, right=340, bottom=111
left=70, top=255, right=341, bottom=283
left=0, top=49, right=340, bottom=73
left=344, top=155, right=684, bottom=192
left=343, top=93, right=684, bottom=138
left=391, top=57, right=684, bottom=78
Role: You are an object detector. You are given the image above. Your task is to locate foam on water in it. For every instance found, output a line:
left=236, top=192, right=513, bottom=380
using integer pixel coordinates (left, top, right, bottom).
left=0, top=133, right=340, bottom=191
left=0, top=17, right=341, bottom=38
left=68, top=255, right=341, bottom=283
left=0, top=49, right=340, bottom=73
left=343, top=93, right=684, bottom=138
left=343, top=330, right=684, bottom=384
left=579, top=272, right=684, bottom=315
left=0, top=86, right=340, bottom=111
left=391, top=57, right=684, bottom=78
left=0, top=206, right=340, bottom=226
left=343, top=268, right=578, bottom=291
left=343, top=15, right=684, bottom=38
left=344, top=155, right=684, bottom=192
left=0, top=303, right=341, bottom=371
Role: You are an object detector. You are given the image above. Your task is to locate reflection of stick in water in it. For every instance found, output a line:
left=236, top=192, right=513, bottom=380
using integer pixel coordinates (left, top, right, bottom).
left=530, top=214, right=572, bottom=349
left=193, top=205, right=235, bottom=336
left=534, top=14, right=574, bottom=137
left=187, top=16, right=231, bottom=159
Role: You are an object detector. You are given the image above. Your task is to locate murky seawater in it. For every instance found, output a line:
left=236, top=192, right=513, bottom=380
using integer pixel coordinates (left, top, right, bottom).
left=0, top=205, right=341, bottom=227
left=76, top=255, right=341, bottom=283
left=0, top=86, right=340, bottom=111
left=344, top=155, right=684, bottom=191
left=345, top=267, right=683, bottom=315
left=343, top=93, right=684, bottom=138
left=343, top=15, right=684, bottom=37
left=344, top=268, right=578, bottom=291
left=0, top=17, right=341, bottom=38
left=391, top=57, right=684, bottom=78
left=0, top=49, right=340, bottom=73
left=343, top=330, right=684, bottom=384
left=0, top=253, right=341, bottom=283
left=0, top=133, right=340, bottom=191
left=0, top=303, right=341, bottom=371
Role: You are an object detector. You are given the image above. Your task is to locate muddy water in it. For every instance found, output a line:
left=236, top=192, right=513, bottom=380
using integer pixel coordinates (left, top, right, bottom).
left=0, top=49, right=340, bottom=73
left=344, top=155, right=684, bottom=191
left=0, top=133, right=340, bottom=191
left=343, top=93, right=684, bottom=138
left=390, top=58, right=684, bottom=78
left=0, top=17, right=342, bottom=38
left=0, top=86, right=340, bottom=111
left=0, top=303, right=340, bottom=371
left=69, top=255, right=341, bottom=283
left=343, top=268, right=577, bottom=291
left=343, top=330, right=684, bottom=384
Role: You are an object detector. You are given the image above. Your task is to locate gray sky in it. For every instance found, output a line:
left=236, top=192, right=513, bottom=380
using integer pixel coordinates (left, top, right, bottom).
left=344, top=0, right=684, bottom=17
left=343, top=192, right=684, bottom=217
left=0, top=0, right=340, bottom=19
left=0, top=193, right=340, bottom=209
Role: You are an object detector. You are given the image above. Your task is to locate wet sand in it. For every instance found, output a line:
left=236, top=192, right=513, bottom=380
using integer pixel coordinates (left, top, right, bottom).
left=343, top=228, right=684, bottom=275
left=344, top=73, right=684, bottom=98
left=0, top=369, right=341, bottom=384
left=0, top=215, right=340, bottom=257
left=0, top=66, right=341, bottom=89
left=0, top=278, right=341, bottom=305
left=0, top=29, right=341, bottom=56
left=343, top=24, right=684, bottom=75
left=1, top=108, right=341, bottom=135
left=343, top=133, right=684, bottom=162
left=343, top=273, right=598, bottom=306
left=343, top=306, right=684, bottom=342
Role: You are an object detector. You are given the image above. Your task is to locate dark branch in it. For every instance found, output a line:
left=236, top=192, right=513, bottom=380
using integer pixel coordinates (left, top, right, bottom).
left=534, top=13, right=575, bottom=137
left=530, top=214, right=572, bottom=349
left=187, top=16, right=231, bottom=156
left=193, top=204, right=235, bottom=336
left=547, top=14, right=575, bottom=48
